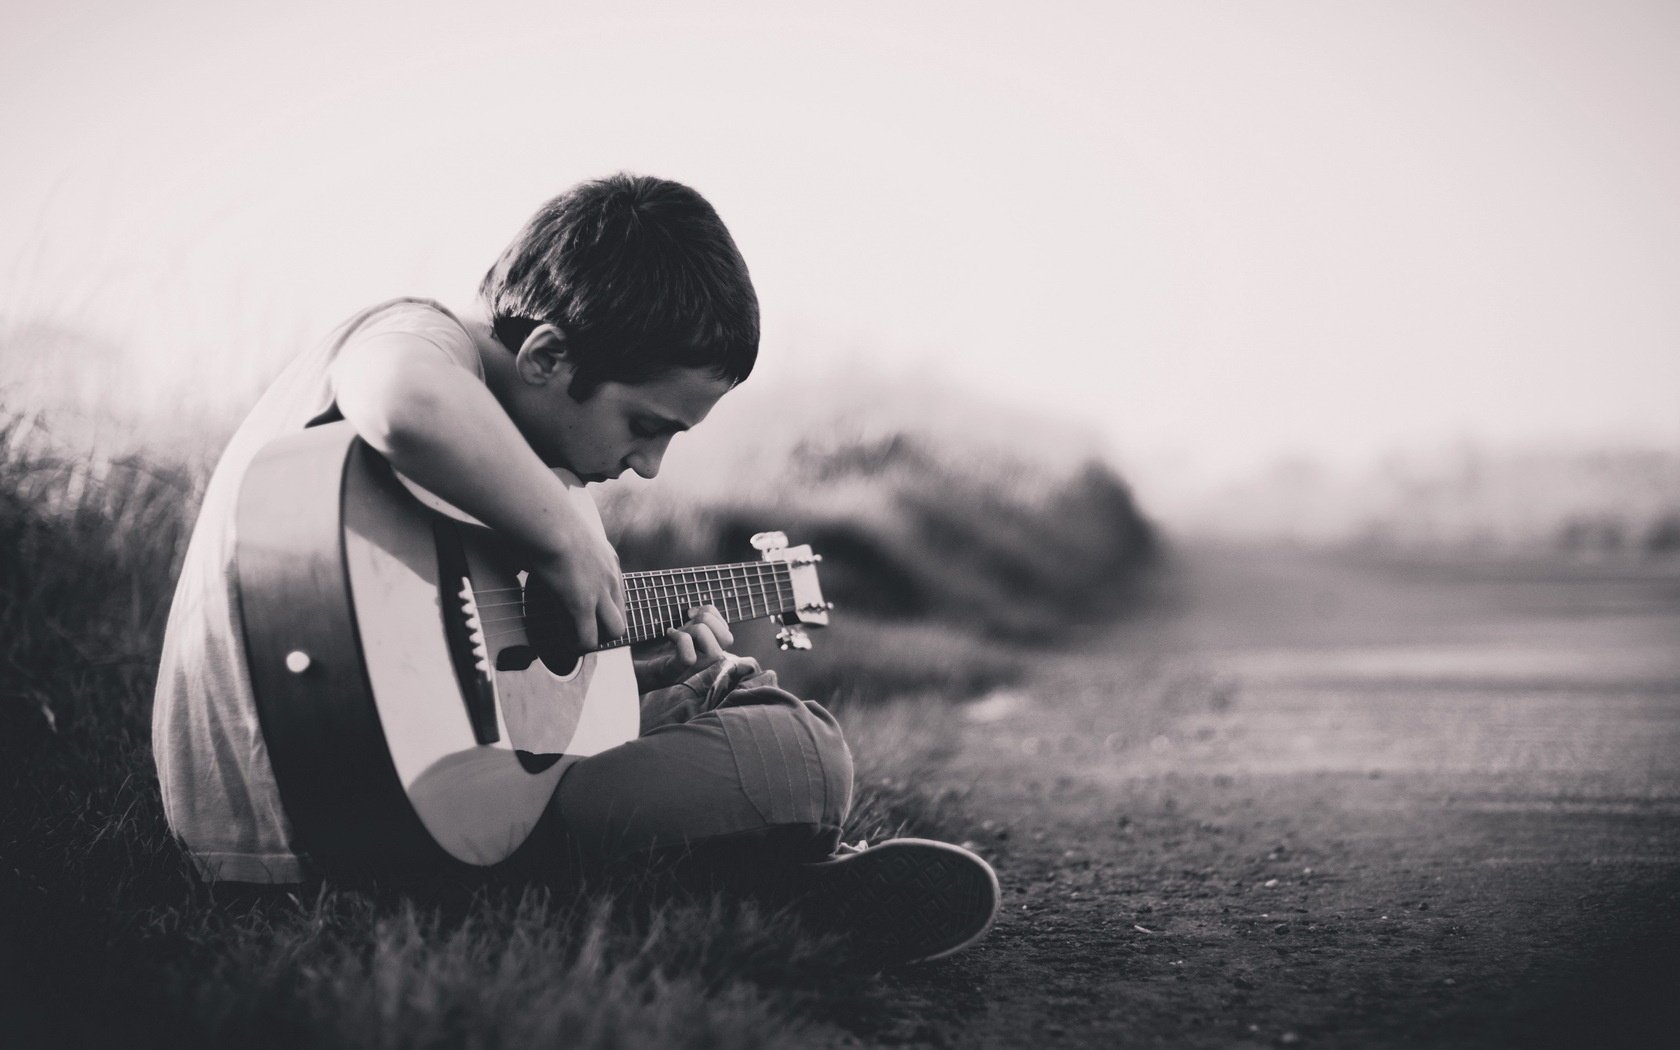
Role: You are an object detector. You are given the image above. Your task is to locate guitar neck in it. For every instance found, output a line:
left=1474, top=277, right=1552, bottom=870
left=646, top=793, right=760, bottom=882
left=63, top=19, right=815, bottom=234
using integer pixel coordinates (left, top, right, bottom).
left=600, top=560, right=796, bottom=649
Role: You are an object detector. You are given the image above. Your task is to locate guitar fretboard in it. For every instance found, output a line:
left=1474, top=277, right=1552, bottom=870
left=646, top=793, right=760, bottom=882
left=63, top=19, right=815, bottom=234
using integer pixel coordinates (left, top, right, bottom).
left=598, top=560, right=796, bottom=649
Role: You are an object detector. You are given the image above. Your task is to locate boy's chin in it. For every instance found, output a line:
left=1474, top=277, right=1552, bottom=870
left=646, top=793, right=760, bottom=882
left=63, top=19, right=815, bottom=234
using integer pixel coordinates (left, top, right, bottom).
left=542, top=456, right=617, bottom=483
left=539, top=455, right=587, bottom=479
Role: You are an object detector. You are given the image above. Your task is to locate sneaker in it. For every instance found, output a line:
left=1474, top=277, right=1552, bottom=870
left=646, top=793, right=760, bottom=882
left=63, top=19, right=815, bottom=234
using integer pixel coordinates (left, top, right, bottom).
left=792, top=837, right=1001, bottom=966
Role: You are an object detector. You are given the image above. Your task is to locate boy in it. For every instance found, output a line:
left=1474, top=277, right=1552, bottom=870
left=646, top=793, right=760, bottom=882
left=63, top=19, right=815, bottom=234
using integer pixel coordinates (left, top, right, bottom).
left=153, top=174, right=998, bottom=965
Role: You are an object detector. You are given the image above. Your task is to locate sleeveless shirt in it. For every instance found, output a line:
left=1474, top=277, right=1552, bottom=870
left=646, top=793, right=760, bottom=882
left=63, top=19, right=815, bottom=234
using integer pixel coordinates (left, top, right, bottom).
left=152, top=299, right=483, bottom=883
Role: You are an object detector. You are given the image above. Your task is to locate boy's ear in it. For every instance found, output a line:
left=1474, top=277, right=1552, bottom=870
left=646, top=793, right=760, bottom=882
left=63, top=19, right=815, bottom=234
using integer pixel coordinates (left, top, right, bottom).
left=514, top=324, right=577, bottom=387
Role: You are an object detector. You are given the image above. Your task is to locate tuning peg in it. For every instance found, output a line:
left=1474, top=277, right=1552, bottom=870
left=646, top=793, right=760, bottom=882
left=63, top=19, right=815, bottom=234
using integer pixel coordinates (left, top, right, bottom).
left=751, top=531, right=789, bottom=553
left=776, top=625, right=813, bottom=651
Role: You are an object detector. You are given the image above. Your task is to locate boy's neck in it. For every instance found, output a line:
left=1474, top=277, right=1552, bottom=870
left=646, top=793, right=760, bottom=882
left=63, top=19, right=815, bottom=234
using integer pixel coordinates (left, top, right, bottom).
left=452, top=302, right=520, bottom=405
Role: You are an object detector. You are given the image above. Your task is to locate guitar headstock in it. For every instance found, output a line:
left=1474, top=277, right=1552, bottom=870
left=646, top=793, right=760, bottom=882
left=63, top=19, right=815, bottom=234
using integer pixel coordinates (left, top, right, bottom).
left=750, top=531, right=831, bottom=651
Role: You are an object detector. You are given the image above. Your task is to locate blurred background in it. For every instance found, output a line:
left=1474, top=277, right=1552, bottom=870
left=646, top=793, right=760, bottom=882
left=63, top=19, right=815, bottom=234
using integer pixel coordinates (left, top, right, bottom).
left=2, top=0, right=1677, bottom=651
left=4, top=0, right=1677, bottom=541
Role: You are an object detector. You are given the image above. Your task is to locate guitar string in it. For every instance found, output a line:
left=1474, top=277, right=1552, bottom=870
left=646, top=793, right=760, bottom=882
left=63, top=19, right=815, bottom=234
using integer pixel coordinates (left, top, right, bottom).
left=463, top=572, right=793, bottom=600
left=468, top=575, right=794, bottom=610
left=474, top=578, right=804, bottom=650
left=478, top=606, right=790, bottom=638
left=472, top=584, right=797, bottom=616
left=469, top=578, right=797, bottom=613
left=463, top=575, right=795, bottom=616
left=477, top=606, right=795, bottom=646
left=475, top=605, right=794, bottom=630
left=467, top=584, right=799, bottom=618
left=467, top=574, right=792, bottom=598
left=469, top=594, right=789, bottom=613
left=467, top=557, right=792, bottom=581
left=463, top=584, right=791, bottom=605
left=473, top=585, right=798, bottom=623
left=471, top=601, right=793, bottom=624
left=453, top=561, right=801, bottom=639
left=461, top=562, right=796, bottom=595
left=474, top=584, right=798, bottom=628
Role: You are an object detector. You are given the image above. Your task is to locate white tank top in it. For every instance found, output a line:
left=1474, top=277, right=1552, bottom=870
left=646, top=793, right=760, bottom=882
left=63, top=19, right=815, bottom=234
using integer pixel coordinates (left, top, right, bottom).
left=151, top=298, right=482, bottom=883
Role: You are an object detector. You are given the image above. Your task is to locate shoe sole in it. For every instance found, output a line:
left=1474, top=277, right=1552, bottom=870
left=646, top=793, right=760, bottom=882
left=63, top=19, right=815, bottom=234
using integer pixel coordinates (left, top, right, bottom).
left=796, top=838, right=1001, bottom=965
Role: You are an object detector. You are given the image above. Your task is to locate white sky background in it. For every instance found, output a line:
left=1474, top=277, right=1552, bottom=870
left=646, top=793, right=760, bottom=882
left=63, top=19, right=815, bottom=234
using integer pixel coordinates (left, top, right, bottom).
left=2, top=0, right=1677, bottom=515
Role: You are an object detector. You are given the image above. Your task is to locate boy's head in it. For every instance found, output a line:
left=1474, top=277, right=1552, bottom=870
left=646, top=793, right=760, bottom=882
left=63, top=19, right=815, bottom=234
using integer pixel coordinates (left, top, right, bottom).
left=479, top=173, right=759, bottom=400
left=478, top=174, right=759, bottom=481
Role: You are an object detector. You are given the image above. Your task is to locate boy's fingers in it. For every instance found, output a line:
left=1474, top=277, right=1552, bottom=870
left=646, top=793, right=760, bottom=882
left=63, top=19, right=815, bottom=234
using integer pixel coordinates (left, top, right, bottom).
left=575, top=620, right=599, bottom=651
left=599, top=598, right=626, bottom=642
left=666, top=628, right=697, bottom=667
left=686, top=606, right=733, bottom=649
left=555, top=590, right=624, bottom=648
left=689, top=605, right=733, bottom=649
left=688, top=624, right=724, bottom=661
left=560, top=592, right=600, bottom=650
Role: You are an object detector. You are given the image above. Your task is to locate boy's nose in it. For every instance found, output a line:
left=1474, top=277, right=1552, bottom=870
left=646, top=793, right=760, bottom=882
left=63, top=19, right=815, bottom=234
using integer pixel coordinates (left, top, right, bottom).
left=627, top=436, right=673, bottom=480
left=626, top=447, right=664, bottom=480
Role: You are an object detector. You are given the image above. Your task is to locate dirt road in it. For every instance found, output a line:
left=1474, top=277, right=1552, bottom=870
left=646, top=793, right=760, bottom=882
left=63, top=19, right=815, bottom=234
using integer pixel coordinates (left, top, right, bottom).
left=850, top=547, right=1680, bottom=1048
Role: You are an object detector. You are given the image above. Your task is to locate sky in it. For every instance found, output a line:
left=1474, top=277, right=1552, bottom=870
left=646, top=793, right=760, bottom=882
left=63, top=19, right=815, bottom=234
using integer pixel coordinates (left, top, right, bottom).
left=2, top=0, right=1677, bottom=513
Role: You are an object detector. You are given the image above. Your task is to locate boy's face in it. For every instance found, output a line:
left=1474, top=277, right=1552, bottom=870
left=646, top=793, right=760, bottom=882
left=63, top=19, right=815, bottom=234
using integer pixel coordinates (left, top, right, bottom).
left=511, top=362, right=733, bottom=483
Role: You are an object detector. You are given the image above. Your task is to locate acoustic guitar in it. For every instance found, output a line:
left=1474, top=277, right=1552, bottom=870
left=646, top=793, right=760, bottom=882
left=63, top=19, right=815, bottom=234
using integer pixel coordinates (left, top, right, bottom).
left=234, top=421, right=830, bottom=876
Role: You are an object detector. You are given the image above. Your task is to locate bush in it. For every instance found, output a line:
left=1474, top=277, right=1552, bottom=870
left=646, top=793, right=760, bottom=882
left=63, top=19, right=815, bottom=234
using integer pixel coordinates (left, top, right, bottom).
left=606, top=430, right=1155, bottom=642
left=1645, top=513, right=1680, bottom=555
left=0, top=412, right=195, bottom=737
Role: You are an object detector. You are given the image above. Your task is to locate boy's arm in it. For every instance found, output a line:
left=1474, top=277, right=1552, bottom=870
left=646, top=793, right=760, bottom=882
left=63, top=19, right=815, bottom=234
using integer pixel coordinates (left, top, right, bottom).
left=329, top=333, right=625, bottom=649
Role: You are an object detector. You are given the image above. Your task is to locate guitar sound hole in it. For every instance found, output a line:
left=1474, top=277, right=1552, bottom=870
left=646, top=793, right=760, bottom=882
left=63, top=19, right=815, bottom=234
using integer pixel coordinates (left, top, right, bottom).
left=522, top=579, right=582, bottom=676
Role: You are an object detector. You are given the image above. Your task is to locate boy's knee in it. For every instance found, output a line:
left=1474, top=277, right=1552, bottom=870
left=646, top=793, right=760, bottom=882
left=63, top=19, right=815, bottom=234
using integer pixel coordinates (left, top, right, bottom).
left=716, top=692, right=853, bottom=833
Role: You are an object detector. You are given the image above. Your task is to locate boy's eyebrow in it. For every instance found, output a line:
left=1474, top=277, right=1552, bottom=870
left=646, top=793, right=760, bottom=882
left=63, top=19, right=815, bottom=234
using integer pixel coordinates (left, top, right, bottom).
left=641, top=412, right=692, bottom=433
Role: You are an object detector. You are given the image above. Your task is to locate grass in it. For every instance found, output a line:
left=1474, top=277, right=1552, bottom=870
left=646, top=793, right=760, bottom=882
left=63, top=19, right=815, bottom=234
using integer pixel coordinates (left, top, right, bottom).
left=0, top=405, right=1147, bottom=1048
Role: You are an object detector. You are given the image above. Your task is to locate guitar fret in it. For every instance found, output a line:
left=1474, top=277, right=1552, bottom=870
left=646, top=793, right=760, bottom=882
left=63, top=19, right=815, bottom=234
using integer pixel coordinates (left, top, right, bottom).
left=616, top=561, right=798, bottom=644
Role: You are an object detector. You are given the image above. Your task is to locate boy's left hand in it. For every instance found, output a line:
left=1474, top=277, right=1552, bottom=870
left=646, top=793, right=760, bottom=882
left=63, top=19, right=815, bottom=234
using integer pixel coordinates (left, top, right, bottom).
left=633, top=605, right=734, bottom=693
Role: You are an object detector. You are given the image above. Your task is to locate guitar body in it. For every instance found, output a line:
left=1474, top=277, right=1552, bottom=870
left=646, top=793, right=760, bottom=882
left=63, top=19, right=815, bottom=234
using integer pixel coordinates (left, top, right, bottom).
left=235, top=422, right=639, bottom=875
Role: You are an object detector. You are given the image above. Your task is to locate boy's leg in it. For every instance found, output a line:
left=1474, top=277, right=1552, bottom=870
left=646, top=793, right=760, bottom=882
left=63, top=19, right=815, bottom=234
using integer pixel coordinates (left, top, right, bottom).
left=546, top=684, right=853, bottom=870
left=540, top=682, right=1001, bottom=966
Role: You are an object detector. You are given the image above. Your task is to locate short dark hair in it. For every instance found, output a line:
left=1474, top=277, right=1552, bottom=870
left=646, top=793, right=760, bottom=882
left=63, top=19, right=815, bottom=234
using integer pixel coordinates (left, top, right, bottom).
left=479, top=174, right=759, bottom=400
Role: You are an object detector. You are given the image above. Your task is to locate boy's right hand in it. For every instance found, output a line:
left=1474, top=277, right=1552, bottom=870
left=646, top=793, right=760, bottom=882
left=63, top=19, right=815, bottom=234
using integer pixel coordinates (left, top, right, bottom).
left=529, top=532, right=627, bottom=650
left=329, top=329, right=628, bottom=650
